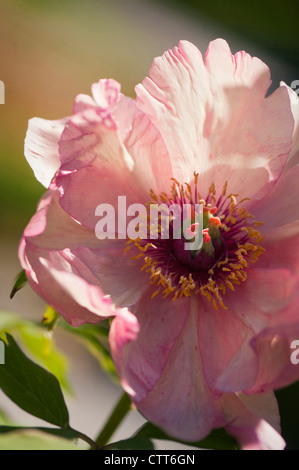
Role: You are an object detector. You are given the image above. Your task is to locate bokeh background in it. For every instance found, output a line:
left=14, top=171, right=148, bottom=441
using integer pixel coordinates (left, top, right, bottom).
left=0, top=0, right=298, bottom=449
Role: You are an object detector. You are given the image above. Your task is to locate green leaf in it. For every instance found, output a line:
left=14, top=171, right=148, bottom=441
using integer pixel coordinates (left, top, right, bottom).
left=42, top=306, right=59, bottom=330
left=0, top=334, right=69, bottom=428
left=103, top=437, right=155, bottom=450
left=135, top=422, right=239, bottom=450
left=10, top=270, right=27, bottom=299
left=0, top=311, right=72, bottom=393
left=61, top=320, right=118, bottom=381
left=0, top=429, right=79, bottom=450
left=0, top=426, right=78, bottom=440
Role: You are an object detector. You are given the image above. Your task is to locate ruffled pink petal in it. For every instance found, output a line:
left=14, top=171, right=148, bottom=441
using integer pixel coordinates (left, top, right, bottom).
left=58, top=107, right=134, bottom=172
left=56, top=103, right=150, bottom=229
left=253, top=164, right=299, bottom=242
left=110, top=295, right=225, bottom=441
left=71, top=246, right=149, bottom=308
left=135, top=40, right=212, bottom=184
left=109, top=294, right=285, bottom=447
left=56, top=162, right=147, bottom=232
left=22, top=190, right=100, bottom=250
left=20, top=189, right=149, bottom=309
left=257, top=232, right=299, bottom=277
left=222, top=392, right=285, bottom=450
left=113, top=95, right=172, bottom=194
left=73, top=93, right=96, bottom=114
left=91, top=79, right=121, bottom=108
left=25, top=117, right=67, bottom=188
left=205, top=40, right=293, bottom=183
left=197, top=265, right=299, bottom=394
left=219, top=266, right=299, bottom=393
left=136, top=39, right=293, bottom=196
left=73, top=79, right=121, bottom=114
left=108, top=308, right=140, bottom=397
left=198, top=298, right=257, bottom=393
left=19, top=238, right=114, bottom=326
left=246, top=323, right=299, bottom=393
left=110, top=291, right=191, bottom=404
left=281, top=82, right=299, bottom=170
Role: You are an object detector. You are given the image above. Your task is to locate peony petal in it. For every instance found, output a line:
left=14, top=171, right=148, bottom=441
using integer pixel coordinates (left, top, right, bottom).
left=110, top=295, right=226, bottom=441
left=135, top=40, right=212, bottom=183
left=19, top=239, right=114, bottom=326
left=20, top=189, right=149, bottom=309
left=58, top=107, right=134, bottom=172
left=281, top=82, right=299, bottom=170
left=113, top=95, right=172, bottom=194
left=110, top=291, right=191, bottom=404
left=136, top=39, right=293, bottom=196
left=25, top=117, right=67, bottom=188
left=205, top=39, right=293, bottom=184
left=198, top=298, right=257, bottom=393
left=91, top=79, right=121, bottom=108
left=22, top=190, right=100, bottom=250
left=223, top=392, right=285, bottom=450
left=247, top=324, right=299, bottom=393
left=253, top=164, right=299, bottom=242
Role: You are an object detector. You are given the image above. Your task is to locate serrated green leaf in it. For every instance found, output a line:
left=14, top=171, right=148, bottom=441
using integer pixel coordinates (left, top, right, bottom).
left=135, top=422, right=239, bottom=450
left=10, top=270, right=27, bottom=299
left=0, top=334, right=69, bottom=428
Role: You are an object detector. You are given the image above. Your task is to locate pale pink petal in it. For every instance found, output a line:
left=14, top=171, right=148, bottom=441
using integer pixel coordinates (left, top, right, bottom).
left=205, top=40, right=293, bottom=183
left=20, top=190, right=149, bottom=309
left=136, top=39, right=293, bottom=196
left=56, top=104, right=150, bottom=229
left=223, top=392, right=285, bottom=450
left=58, top=107, right=134, bottom=171
left=25, top=117, right=67, bottom=187
left=281, top=82, right=299, bottom=170
left=19, top=239, right=114, bottom=326
left=73, top=79, right=121, bottom=114
left=256, top=232, right=299, bottom=277
left=56, top=163, right=147, bottom=231
left=110, top=291, right=191, bottom=404
left=72, top=246, right=149, bottom=308
left=108, top=308, right=140, bottom=397
left=247, top=324, right=299, bottom=393
left=110, top=295, right=225, bottom=441
left=198, top=299, right=257, bottom=393
left=113, top=95, right=172, bottom=194
left=219, top=267, right=299, bottom=393
left=91, top=79, right=121, bottom=108
left=73, top=93, right=96, bottom=114
left=22, top=190, right=100, bottom=250
left=253, top=164, right=299, bottom=242
left=198, top=266, right=299, bottom=394
left=135, top=40, right=212, bottom=183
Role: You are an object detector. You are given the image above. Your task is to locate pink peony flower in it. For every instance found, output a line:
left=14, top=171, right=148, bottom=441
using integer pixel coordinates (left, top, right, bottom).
left=20, top=39, right=299, bottom=450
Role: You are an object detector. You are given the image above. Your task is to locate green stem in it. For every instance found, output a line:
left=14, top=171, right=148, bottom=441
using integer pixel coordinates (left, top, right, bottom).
left=95, top=392, right=132, bottom=448
left=72, top=429, right=100, bottom=450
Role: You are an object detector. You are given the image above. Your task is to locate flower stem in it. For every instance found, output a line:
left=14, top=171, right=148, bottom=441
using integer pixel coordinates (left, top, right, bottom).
left=95, top=392, right=132, bottom=448
left=73, top=429, right=100, bottom=450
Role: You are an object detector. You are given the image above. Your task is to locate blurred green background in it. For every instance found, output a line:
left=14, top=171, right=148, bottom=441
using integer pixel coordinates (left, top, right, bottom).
left=0, top=0, right=298, bottom=449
